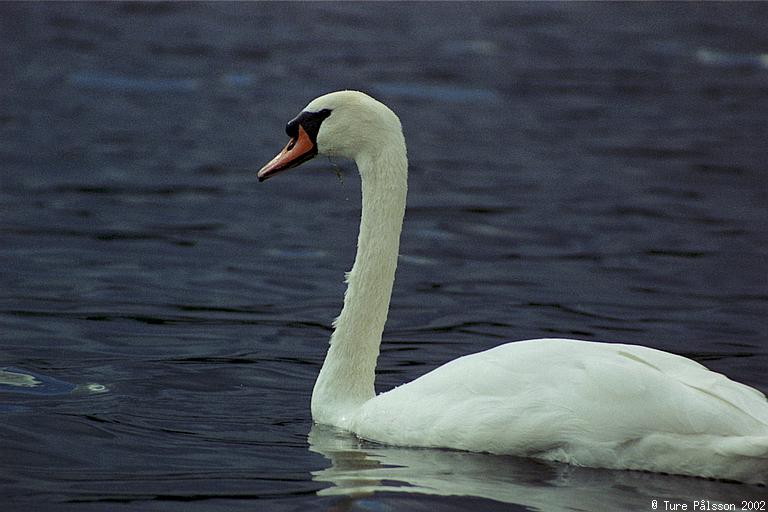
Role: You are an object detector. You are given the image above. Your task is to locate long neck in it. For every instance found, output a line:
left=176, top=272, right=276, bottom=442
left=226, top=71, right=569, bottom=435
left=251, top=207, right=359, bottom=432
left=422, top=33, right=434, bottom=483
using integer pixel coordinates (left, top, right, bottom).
left=311, top=141, right=408, bottom=427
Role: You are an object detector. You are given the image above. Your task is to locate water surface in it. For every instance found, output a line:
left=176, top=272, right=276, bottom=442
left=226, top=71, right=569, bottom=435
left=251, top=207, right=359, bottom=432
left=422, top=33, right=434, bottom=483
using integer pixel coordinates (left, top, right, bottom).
left=1, top=3, right=767, bottom=510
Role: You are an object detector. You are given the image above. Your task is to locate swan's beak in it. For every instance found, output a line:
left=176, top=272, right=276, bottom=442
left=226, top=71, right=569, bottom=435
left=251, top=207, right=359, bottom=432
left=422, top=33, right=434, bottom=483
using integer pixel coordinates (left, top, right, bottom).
left=257, top=125, right=317, bottom=182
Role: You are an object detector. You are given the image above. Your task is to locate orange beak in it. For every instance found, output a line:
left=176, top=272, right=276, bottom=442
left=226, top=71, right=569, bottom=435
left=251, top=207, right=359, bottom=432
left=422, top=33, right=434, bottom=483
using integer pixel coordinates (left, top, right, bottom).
left=257, top=125, right=317, bottom=182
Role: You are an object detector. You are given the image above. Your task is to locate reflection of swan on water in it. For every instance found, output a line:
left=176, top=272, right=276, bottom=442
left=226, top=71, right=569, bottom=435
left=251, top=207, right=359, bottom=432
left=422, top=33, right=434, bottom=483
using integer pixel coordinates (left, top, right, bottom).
left=260, top=90, right=768, bottom=484
left=308, top=425, right=765, bottom=510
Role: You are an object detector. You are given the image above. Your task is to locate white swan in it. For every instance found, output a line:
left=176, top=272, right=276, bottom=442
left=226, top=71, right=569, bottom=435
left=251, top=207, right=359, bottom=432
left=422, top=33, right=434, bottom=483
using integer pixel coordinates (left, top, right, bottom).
left=258, top=90, right=768, bottom=484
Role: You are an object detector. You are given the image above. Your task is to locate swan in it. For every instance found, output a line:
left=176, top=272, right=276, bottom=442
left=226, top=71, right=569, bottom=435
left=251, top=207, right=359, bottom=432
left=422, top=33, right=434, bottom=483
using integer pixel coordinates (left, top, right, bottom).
left=257, top=90, right=768, bottom=484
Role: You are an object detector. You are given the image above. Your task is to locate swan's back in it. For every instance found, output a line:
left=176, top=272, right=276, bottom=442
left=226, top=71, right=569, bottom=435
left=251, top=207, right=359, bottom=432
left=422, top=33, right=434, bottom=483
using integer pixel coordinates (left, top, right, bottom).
left=352, top=339, right=768, bottom=483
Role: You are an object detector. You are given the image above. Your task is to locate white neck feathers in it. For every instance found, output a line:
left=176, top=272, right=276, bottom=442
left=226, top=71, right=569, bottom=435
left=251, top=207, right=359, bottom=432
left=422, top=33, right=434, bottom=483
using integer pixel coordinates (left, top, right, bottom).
left=311, top=139, right=408, bottom=427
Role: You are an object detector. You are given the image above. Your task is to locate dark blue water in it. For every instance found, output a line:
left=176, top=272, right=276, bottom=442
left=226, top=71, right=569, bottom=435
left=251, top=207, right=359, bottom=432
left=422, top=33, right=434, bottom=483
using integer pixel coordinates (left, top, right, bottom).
left=1, top=2, right=767, bottom=510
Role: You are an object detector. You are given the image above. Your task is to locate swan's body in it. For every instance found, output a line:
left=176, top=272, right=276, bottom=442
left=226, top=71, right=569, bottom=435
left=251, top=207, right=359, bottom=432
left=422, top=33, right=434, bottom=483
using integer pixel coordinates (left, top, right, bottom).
left=258, top=90, right=768, bottom=484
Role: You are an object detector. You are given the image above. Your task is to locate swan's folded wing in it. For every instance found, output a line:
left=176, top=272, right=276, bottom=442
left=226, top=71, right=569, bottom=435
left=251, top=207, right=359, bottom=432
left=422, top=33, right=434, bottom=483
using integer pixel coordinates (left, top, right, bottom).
left=608, top=343, right=768, bottom=429
left=352, top=339, right=768, bottom=454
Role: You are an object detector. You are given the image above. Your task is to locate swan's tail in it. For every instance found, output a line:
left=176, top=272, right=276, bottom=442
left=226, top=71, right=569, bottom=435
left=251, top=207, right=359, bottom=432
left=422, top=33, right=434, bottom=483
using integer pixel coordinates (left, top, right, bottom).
left=708, top=435, right=768, bottom=485
left=561, top=433, right=768, bottom=485
left=638, top=434, right=768, bottom=485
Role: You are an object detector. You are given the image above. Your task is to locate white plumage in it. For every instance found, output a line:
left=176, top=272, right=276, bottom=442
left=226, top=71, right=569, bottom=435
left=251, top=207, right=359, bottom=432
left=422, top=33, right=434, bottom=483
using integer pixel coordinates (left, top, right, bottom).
left=259, top=90, right=768, bottom=484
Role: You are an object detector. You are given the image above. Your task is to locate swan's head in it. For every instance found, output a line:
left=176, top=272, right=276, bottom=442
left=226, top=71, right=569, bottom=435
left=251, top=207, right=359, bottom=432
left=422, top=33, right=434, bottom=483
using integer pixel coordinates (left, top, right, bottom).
left=258, top=90, right=403, bottom=182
